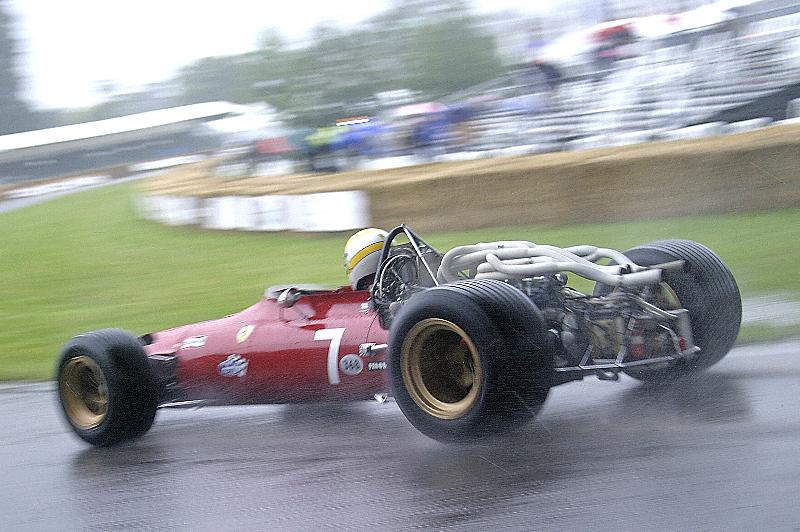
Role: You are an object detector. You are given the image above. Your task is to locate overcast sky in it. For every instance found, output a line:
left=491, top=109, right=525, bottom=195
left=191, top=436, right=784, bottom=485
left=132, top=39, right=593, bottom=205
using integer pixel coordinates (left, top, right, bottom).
left=9, top=0, right=554, bottom=110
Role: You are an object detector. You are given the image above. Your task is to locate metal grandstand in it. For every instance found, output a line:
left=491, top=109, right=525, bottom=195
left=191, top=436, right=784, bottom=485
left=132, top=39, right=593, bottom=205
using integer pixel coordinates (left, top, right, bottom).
left=0, top=102, right=242, bottom=184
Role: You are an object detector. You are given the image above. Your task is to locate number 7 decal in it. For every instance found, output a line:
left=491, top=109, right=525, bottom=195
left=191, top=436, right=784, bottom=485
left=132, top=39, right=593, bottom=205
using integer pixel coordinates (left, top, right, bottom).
left=314, top=328, right=345, bottom=384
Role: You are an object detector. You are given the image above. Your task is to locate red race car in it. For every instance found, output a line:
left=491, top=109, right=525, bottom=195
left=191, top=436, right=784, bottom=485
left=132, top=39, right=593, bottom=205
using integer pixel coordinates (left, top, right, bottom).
left=57, top=225, right=741, bottom=445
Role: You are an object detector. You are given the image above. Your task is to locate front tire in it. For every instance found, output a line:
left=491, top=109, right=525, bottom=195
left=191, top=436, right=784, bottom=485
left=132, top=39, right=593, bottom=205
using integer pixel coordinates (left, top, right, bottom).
left=57, top=329, right=159, bottom=446
left=389, top=279, right=553, bottom=442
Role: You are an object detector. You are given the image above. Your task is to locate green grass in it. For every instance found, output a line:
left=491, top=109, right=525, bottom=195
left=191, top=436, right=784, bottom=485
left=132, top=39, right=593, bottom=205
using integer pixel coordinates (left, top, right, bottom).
left=1, top=182, right=798, bottom=380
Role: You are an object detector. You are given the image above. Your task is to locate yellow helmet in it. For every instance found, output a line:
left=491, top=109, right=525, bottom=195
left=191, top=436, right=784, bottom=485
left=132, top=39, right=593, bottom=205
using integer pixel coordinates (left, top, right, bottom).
left=344, top=228, right=388, bottom=290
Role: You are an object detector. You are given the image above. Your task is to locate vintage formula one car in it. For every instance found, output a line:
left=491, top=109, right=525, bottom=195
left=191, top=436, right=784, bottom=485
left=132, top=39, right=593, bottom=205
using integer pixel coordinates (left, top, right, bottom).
left=57, top=225, right=741, bottom=445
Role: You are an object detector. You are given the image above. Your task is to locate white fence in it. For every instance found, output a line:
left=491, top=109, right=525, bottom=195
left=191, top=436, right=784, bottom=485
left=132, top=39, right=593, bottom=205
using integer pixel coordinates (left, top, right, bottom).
left=4, top=175, right=110, bottom=199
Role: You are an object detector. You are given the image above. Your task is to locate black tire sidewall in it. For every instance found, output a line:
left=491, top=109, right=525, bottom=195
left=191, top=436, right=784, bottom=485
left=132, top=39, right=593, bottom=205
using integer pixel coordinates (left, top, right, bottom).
left=389, top=290, right=505, bottom=441
left=617, top=242, right=741, bottom=379
left=58, top=336, right=124, bottom=445
left=389, top=280, right=552, bottom=442
left=56, top=329, right=158, bottom=446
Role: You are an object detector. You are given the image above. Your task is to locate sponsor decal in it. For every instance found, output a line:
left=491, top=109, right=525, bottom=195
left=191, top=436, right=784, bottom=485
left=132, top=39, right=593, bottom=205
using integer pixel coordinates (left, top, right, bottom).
left=236, top=325, right=255, bottom=344
left=218, top=354, right=248, bottom=378
left=368, top=361, right=387, bottom=371
left=181, top=335, right=207, bottom=349
left=339, top=354, right=364, bottom=376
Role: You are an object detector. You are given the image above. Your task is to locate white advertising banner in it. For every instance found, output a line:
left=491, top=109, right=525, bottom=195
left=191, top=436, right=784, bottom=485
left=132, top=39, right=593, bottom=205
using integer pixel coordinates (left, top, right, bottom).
left=144, top=190, right=369, bottom=232
left=204, top=196, right=241, bottom=230
left=251, top=195, right=293, bottom=231
left=295, top=191, right=370, bottom=232
left=161, top=196, right=200, bottom=226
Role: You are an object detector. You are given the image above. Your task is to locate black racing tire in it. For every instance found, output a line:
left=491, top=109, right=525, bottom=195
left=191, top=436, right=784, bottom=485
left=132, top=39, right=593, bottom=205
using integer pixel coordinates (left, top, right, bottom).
left=388, top=279, right=553, bottom=443
left=57, top=329, right=159, bottom=446
left=596, top=240, right=741, bottom=381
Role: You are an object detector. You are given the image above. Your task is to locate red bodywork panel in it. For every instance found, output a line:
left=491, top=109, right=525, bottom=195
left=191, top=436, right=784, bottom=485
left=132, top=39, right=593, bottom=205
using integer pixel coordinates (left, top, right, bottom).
left=144, top=287, right=389, bottom=404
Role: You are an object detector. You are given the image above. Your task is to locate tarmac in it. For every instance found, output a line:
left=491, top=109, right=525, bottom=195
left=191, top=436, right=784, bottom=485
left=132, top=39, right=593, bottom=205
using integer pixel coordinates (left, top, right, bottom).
left=2, top=338, right=799, bottom=530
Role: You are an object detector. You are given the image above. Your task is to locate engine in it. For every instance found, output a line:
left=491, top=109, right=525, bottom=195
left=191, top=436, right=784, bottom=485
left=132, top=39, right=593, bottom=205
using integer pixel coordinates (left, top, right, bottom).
left=370, top=226, right=698, bottom=381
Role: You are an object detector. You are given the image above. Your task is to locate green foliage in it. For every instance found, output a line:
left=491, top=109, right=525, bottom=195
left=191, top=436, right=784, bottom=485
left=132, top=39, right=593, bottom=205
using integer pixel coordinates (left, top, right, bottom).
left=410, top=16, right=503, bottom=97
left=179, top=55, right=258, bottom=106
left=25, top=0, right=505, bottom=129
left=0, top=182, right=798, bottom=380
left=174, top=2, right=505, bottom=128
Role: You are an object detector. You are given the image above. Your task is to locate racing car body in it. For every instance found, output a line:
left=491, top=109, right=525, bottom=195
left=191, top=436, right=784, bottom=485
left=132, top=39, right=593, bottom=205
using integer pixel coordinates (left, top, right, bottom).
left=57, top=225, right=741, bottom=446
left=144, top=286, right=388, bottom=404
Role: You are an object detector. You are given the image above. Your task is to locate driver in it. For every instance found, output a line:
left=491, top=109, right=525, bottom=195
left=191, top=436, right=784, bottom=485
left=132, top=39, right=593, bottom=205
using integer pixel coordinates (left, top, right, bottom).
left=344, top=228, right=388, bottom=290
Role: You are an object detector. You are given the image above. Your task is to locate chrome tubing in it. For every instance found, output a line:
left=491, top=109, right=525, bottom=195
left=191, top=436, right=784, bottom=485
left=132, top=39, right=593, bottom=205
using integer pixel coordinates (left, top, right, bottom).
left=437, top=241, right=661, bottom=287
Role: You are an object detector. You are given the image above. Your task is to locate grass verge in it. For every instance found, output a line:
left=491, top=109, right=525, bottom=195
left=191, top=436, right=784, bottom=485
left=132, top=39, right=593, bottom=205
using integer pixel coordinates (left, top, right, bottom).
left=1, top=182, right=797, bottom=380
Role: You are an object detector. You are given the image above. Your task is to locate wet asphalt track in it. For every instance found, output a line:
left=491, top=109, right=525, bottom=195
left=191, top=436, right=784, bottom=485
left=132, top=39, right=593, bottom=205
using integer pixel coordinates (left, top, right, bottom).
left=2, top=339, right=799, bottom=531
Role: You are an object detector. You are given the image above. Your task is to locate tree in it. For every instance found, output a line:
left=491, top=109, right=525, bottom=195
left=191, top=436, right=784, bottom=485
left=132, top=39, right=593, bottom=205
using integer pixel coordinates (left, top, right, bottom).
left=408, top=15, right=503, bottom=97
left=0, top=0, right=35, bottom=134
left=177, top=55, right=257, bottom=106
left=169, top=0, right=506, bottom=129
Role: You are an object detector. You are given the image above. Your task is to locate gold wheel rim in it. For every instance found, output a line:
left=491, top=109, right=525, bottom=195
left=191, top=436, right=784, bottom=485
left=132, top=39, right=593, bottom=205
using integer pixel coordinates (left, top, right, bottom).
left=59, top=356, right=108, bottom=429
left=654, top=282, right=681, bottom=310
left=400, top=318, right=483, bottom=420
left=633, top=282, right=684, bottom=355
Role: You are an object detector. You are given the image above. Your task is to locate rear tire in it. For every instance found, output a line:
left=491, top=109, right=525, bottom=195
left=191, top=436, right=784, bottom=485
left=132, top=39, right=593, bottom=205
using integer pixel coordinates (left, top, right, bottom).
left=597, top=240, right=741, bottom=381
left=57, top=329, right=159, bottom=446
left=388, top=279, right=553, bottom=442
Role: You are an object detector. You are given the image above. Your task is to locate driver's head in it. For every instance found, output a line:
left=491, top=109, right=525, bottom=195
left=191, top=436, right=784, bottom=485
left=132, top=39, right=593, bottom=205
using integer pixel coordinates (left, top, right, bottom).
left=344, top=228, right=388, bottom=290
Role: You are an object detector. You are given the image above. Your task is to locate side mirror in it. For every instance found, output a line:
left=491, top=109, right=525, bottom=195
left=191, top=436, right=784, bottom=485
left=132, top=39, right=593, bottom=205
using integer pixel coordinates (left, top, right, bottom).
left=277, top=287, right=303, bottom=308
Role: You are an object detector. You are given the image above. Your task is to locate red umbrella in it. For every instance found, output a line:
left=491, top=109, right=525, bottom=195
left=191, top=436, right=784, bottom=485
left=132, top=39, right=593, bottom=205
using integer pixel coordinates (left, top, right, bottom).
left=255, top=137, right=293, bottom=155
left=591, top=23, right=635, bottom=42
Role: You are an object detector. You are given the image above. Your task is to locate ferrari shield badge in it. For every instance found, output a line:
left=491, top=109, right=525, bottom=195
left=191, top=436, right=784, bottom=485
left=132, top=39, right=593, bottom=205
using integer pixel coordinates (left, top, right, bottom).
left=218, top=355, right=248, bottom=378
left=236, top=325, right=255, bottom=344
